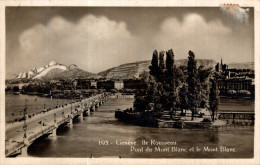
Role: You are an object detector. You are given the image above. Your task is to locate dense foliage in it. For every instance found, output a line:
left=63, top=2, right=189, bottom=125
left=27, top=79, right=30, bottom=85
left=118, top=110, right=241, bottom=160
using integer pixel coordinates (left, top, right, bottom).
left=134, top=49, right=219, bottom=121
left=209, top=79, right=220, bottom=121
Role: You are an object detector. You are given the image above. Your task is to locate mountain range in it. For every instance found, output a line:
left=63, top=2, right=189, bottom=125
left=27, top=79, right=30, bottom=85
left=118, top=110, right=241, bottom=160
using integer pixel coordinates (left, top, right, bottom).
left=15, top=61, right=96, bottom=80
left=13, top=59, right=254, bottom=80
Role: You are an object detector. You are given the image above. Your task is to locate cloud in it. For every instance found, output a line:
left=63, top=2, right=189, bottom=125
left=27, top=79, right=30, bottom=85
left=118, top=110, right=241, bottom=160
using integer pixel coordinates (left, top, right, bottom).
left=220, top=4, right=249, bottom=23
left=17, top=15, right=141, bottom=73
left=153, top=14, right=232, bottom=61
left=13, top=13, right=240, bottom=77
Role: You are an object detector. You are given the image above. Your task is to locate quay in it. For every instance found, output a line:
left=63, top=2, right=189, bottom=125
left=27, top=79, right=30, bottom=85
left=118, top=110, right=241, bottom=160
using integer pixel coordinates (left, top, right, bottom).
left=218, top=111, right=255, bottom=125
left=115, top=110, right=255, bottom=129
left=5, top=93, right=110, bottom=157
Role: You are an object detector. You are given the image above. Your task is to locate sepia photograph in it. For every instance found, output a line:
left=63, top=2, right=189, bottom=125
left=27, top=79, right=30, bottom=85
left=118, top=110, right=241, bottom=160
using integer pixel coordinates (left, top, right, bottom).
left=1, top=1, right=259, bottom=165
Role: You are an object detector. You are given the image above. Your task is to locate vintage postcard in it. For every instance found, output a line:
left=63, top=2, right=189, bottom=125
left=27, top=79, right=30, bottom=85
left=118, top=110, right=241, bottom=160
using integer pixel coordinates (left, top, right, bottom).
left=0, top=0, right=259, bottom=165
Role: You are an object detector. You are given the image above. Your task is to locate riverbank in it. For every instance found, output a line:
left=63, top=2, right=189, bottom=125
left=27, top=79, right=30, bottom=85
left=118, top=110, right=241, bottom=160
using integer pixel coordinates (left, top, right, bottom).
left=115, top=109, right=227, bottom=129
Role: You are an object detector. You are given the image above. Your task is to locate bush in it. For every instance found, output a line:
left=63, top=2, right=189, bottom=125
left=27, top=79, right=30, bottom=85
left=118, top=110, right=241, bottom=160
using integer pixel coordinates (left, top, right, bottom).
left=109, top=89, right=118, bottom=93
left=202, top=117, right=212, bottom=122
left=13, top=86, right=20, bottom=92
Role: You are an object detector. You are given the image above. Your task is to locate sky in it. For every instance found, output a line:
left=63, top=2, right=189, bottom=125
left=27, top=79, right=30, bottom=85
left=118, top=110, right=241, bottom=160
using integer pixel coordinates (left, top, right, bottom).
left=6, top=7, right=254, bottom=79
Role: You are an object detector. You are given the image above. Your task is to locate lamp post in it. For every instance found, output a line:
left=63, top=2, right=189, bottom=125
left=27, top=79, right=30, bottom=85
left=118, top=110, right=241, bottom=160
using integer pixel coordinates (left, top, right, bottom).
left=23, top=99, right=29, bottom=145
left=71, top=99, right=73, bottom=114
left=54, top=113, right=56, bottom=123
left=81, top=101, right=83, bottom=110
left=23, top=107, right=27, bottom=139
left=39, top=120, right=43, bottom=132
left=62, top=111, right=65, bottom=118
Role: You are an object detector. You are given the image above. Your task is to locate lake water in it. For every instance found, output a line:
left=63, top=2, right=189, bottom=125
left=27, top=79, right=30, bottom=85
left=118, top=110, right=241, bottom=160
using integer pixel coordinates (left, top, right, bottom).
left=5, top=94, right=254, bottom=158
left=5, top=94, right=72, bottom=123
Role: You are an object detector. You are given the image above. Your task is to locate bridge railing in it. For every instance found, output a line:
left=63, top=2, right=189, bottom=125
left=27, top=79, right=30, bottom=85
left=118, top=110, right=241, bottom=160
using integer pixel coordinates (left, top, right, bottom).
left=28, top=125, right=55, bottom=142
left=57, top=117, right=70, bottom=125
left=5, top=141, right=25, bottom=156
left=218, top=113, right=255, bottom=120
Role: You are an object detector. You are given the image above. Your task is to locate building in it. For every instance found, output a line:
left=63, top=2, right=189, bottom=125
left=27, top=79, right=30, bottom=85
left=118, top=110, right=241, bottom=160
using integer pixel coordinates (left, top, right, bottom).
left=90, top=80, right=97, bottom=88
left=123, top=79, right=145, bottom=89
left=97, top=80, right=114, bottom=90
left=5, top=83, right=31, bottom=91
left=217, top=78, right=254, bottom=94
left=76, top=79, right=91, bottom=89
left=215, top=58, right=255, bottom=98
left=114, top=81, right=124, bottom=90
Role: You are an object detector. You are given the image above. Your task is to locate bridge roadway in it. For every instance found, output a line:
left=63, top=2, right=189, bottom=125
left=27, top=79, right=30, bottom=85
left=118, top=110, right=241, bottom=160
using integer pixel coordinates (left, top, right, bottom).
left=5, top=93, right=109, bottom=157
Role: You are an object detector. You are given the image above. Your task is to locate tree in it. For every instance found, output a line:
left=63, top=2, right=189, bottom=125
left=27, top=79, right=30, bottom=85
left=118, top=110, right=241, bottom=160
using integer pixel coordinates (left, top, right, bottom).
left=187, top=51, right=200, bottom=120
left=44, top=86, right=51, bottom=94
left=198, top=66, right=212, bottom=108
left=134, top=90, right=147, bottom=112
left=6, top=87, right=12, bottom=92
left=158, top=51, right=166, bottom=82
left=174, top=66, right=186, bottom=87
left=165, top=49, right=183, bottom=113
left=134, top=72, right=152, bottom=112
left=135, top=49, right=214, bottom=121
left=13, top=86, right=19, bottom=92
left=159, top=51, right=166, bottom=70
left=209, top=79, right=219, bottom=122
left=164, top=49, right=176, bottom=110
left=179, top=84, right=188, bottom=115
left=133, top=71, right=162, bottom=113
left=166, top=49, right=175, bottom=86
left=149, top=50, right=159, bottom=78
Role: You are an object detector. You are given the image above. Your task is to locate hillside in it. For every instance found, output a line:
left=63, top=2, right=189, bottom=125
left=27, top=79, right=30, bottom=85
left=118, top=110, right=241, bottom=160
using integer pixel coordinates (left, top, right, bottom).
left=45, top=68, right=98, bottom=80
left=228, top=62, right=254, bottom=70
left=98, top=59, right=217, bottom=79
left=98, top=61, right=150, bottom=79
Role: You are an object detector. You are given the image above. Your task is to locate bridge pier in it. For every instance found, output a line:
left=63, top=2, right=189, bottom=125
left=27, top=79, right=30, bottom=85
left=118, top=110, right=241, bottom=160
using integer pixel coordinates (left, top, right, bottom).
left=51, top=128, right=57, bottom=137
left=232, top=114, right=236, bottom=124
left=23, top=137, right=29, bottom=146
left=87, top=107, right=90, bottom=116
left=92, top=105, right=95, bottom=112
left=69, top=116, right=73, bottom=128
left=51, top=123, right=58, bottom=137
left=20, top=146, right=28, bottom=157
left=80, top=112, right=84, bottom=120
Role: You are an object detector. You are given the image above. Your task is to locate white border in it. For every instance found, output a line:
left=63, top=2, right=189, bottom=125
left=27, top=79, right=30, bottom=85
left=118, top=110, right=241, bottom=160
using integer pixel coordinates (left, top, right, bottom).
left=0, top=0, right=259, bottom=165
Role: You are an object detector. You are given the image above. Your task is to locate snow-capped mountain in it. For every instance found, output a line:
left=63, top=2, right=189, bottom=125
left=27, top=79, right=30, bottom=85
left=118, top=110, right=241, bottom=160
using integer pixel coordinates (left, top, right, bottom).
left=15, top=61, right=97, bottom=80
left=16, top=61, right=68, bottom=79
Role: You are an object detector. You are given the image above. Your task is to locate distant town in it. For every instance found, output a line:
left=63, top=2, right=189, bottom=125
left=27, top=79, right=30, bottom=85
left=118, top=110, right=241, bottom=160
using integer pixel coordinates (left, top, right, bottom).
left=215, top=59, right=254, bottom=99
